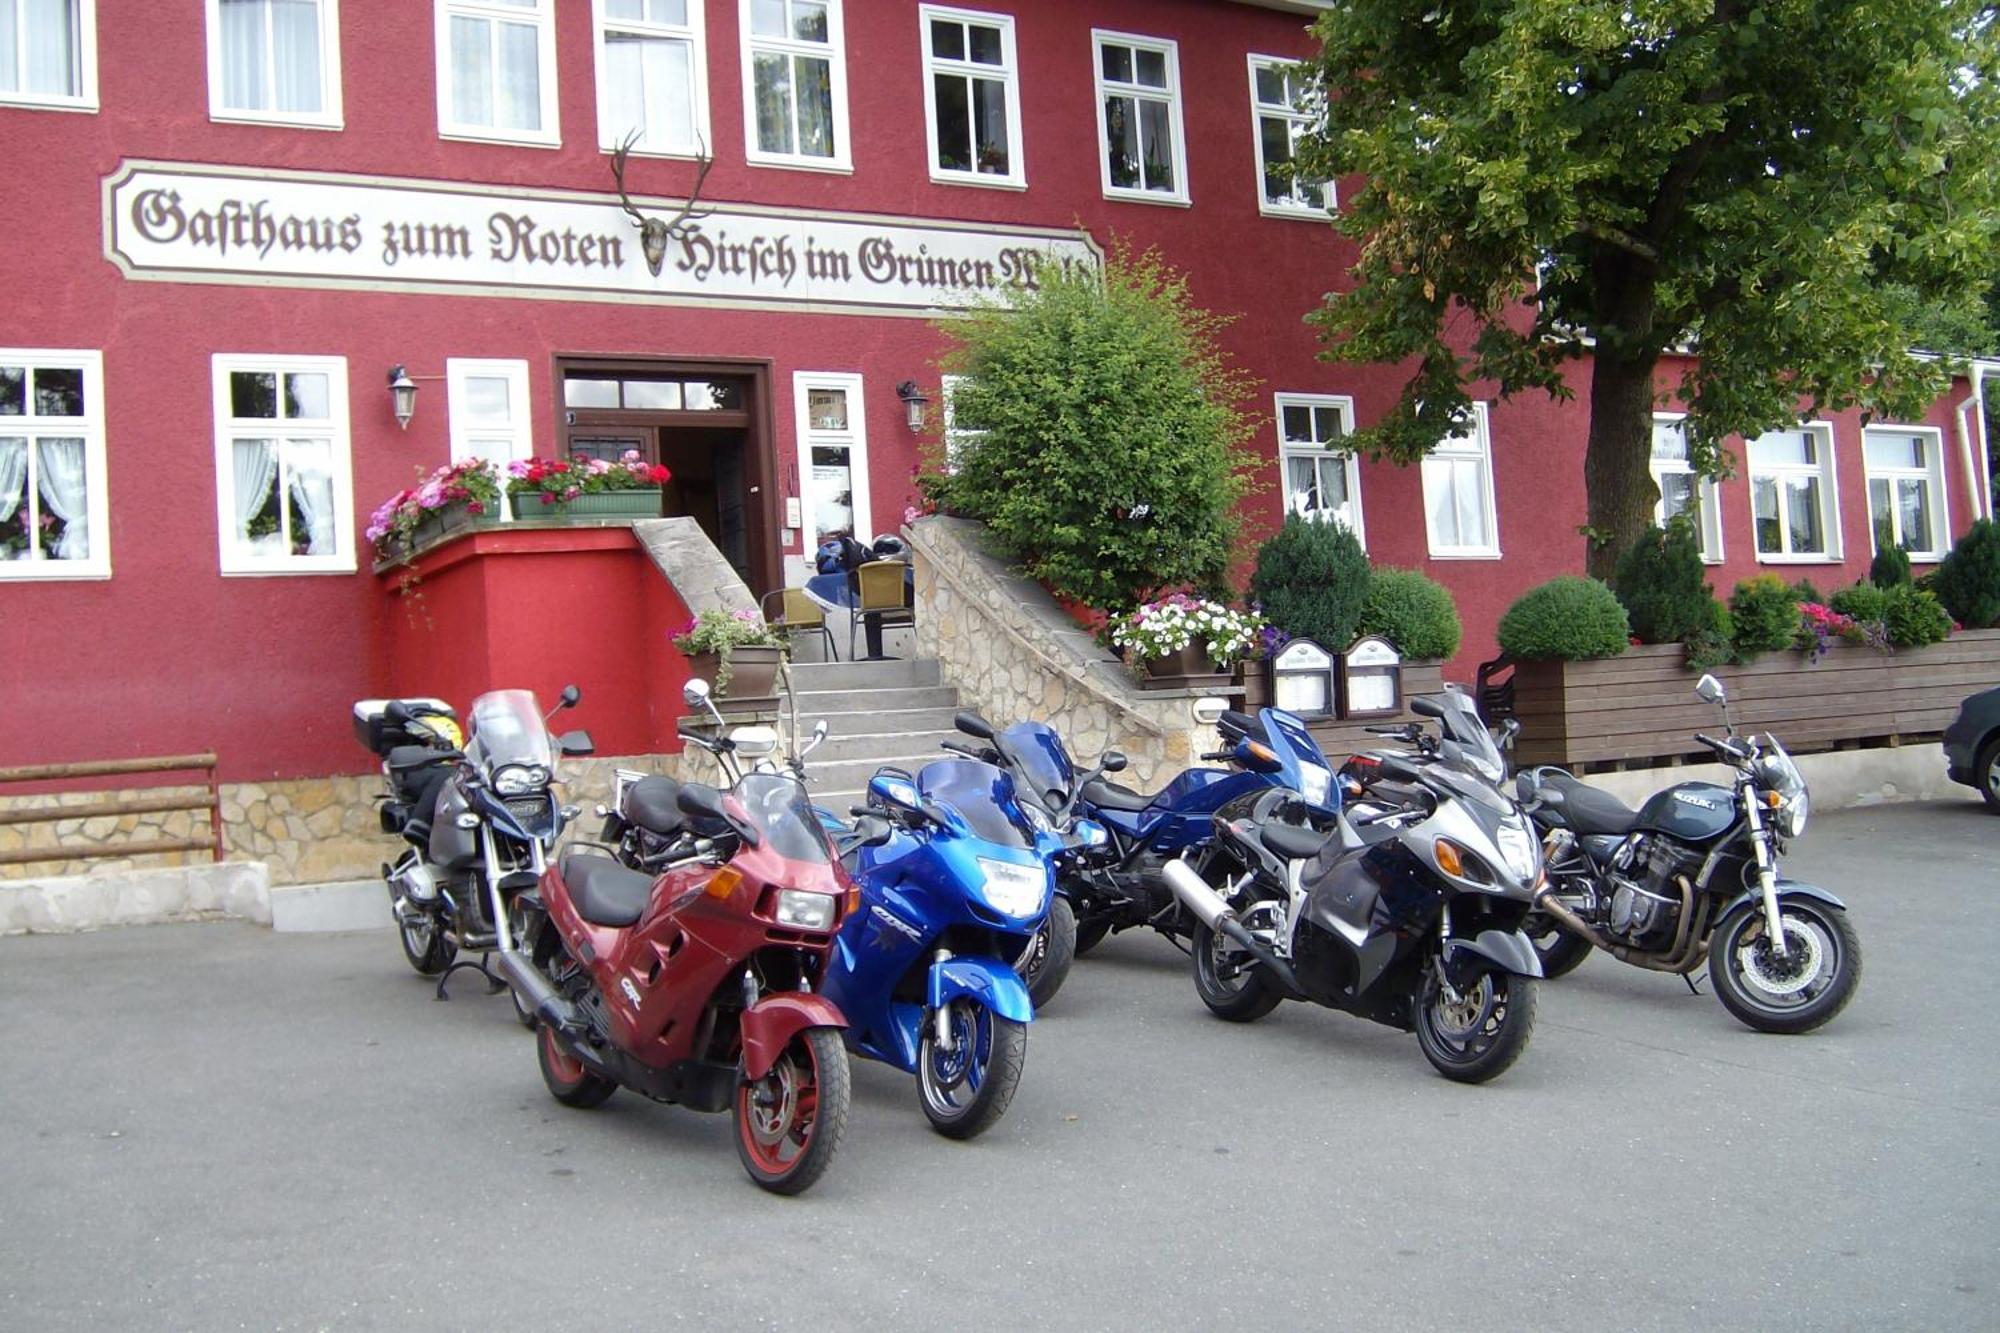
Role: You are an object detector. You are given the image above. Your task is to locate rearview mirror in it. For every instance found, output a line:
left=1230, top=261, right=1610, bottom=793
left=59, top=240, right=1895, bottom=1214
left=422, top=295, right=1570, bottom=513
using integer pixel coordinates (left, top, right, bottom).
left=868, top=771, right=924, bottom=819
left=1099, top=750, right=1128, bottom=774
left=559, top=684, right=582, bottom=709
left=1191, top=697, right=1229, bottom=727
left=683, top=678, right=712, bottom=709
left=558, top=729, right=594, bottom=757
left=953, top=711, right=995, bottom=740
left=1410, top=695, right=1445, bottom=719
left=1695, top=674, right=1726, bottom=705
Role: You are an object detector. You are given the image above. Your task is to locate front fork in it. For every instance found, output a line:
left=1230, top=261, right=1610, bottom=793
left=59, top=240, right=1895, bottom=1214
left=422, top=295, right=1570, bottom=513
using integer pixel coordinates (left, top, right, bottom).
left=931, top=947, right=956, bottom=1053
left=1740, top=786, right=1789, bottom=958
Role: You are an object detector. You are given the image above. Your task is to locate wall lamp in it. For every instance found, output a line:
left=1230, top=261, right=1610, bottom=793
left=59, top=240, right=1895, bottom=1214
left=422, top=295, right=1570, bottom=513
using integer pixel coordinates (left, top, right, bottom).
left=387, top=364, right=420, bottom=430
left=896, top=380, right=931, bottom=433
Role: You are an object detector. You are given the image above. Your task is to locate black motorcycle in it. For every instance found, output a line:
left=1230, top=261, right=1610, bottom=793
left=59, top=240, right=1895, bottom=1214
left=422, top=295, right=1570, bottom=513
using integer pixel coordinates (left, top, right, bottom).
left=1166, top=724, right=1544, bottom=1084
left=1518, top=674, right=1861, bottom=1034
left=354, top=686, right=593, bottom=1007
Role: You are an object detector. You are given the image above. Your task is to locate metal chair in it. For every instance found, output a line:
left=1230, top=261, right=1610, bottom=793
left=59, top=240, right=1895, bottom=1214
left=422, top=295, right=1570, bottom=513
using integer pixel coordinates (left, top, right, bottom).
left=762, top=587, right=838, bottom=662
left=852, top=560, right=915, bottom=660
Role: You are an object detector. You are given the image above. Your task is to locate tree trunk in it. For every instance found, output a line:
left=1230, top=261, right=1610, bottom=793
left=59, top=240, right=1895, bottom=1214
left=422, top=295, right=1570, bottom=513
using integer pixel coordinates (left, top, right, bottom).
left=1582, top=351, right=1663, bottom=582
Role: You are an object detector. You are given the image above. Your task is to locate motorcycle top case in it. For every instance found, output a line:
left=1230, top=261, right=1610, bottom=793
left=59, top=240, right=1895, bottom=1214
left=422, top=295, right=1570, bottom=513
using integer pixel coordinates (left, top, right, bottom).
left=352, top=698, right=458, bottom=755
left=1634, top=781, right=1736, bottom=842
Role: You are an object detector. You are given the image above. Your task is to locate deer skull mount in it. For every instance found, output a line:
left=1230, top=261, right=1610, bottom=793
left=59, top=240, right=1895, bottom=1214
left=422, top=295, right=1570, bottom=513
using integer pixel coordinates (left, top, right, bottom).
left=609, top=131, right=714, bottom=279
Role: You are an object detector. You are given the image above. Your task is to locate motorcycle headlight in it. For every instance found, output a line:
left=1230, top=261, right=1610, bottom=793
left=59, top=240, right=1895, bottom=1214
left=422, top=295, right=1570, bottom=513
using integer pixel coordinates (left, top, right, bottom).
left=975, top=857, right=1048, bottom=919
left=1495, top=820, right=1540, bottom=882
left=1297, top=764, right=1332, bottom=809
left=1780, top=790, right=1809, bottom=839
left=773, top=889, right=837, bottom=932
left=493, top=765, right=549, bottom=796
left=1018, top=800, right=1053, bottom=833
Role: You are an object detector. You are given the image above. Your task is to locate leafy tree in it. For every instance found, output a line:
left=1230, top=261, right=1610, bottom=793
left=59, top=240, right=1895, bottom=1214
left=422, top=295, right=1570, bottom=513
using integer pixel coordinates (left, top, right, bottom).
left=1250, top=515, right=1373, bottom=648
left=920, top=245, right=1258, bottom=611
left=1298, top=1, right=2000, bottom=579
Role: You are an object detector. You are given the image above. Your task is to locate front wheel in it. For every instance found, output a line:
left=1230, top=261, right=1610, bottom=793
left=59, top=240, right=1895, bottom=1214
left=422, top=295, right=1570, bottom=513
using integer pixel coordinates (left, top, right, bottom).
left=1975, top=736, right=2000, bottom=814
left=1709, top=899, right=1861, bottom=1034
left=1413, top=967, right=1537, bottom=1084
left=1523, top=911, right=1594, bottom=979
left=1015, top=896, right=1076, bottom=1011
left=1190, top=918, right=1283, bottom=1023
left=918, top=1000, right=1027, bottom=1140
left=398, top=909, right=456, bottom=976
left=735, top=1027, right=850, bottom=1195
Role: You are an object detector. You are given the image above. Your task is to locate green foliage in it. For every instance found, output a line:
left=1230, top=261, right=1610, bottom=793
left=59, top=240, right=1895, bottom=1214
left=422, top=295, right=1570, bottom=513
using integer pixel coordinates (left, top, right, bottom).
left=1933, top=518, right=2000, bottom=628
left=1788, top=578, right=1827, bottom=606
left=1728, top=574, right=1804, bottom=658
left=1357, top=567, right=1462, bottom=660
left=1870, top=517, right=1914, bottom=587
left=1683, top=604, right=1734, bottom=673
left=1297, top=1, right=2000, bottom=564
left=1250, top=516, right=1372, bottom=649
left=1829, top=582, right=1890, bottom=623
left=1883, top=583, right=1952, bottom=647
left=1497, top=577, right=1630, bottom=661
left=1612, top=521, right=1718, bottom=644
left=919, top=244, right=1257, bottom=611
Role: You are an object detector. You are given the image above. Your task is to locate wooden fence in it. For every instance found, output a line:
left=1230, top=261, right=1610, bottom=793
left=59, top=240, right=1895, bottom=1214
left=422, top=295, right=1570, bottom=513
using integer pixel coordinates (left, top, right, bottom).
left=0, top=754, right=225, bottom=868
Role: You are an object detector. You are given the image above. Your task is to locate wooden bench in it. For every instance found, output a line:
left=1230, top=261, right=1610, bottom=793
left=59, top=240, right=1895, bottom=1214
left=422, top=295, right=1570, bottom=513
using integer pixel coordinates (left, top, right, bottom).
left=0, top=754, right=225, bottom=869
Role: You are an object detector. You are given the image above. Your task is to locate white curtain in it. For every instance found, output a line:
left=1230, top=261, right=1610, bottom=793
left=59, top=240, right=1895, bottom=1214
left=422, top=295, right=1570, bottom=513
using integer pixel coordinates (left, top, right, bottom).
left=0, top=437, right=26, bottom=527
left=34, top=436, right=88, bottom=560
left=219, top=1, right=322, bottom=114
left=603, top=31, right=693, bottom=151
left=2, top=0, right=80, bottom=97
left=269, top=0, right=320, bottom=112
left=449, top=15, right=493, bottom=125
left=496, top=19, right=540, bottom=130
left=286, top=440, right=336, bottom=555
left=232, top=437, right=278, bottom=552
left=218, top=0, right=262, bottom=109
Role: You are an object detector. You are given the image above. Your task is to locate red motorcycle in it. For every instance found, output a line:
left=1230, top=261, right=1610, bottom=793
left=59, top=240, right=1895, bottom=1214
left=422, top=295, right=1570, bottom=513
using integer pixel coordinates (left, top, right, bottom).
left=497, top=713, right=857, bottom=1195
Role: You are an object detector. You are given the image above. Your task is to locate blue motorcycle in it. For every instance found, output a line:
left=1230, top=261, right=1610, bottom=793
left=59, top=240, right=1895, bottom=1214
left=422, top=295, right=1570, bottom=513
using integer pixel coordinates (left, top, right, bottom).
left=953, top=705, right=1343, bottom=957
left=815, top=758, right=1095, bottom=1138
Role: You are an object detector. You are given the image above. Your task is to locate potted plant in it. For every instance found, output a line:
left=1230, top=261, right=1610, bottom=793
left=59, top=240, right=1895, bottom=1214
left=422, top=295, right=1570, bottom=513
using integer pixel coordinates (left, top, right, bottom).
left=671, top=607, right=788, bottom=702
left=507, top=451, right=670, bottom=518
left=1111, top=594, right=1263, bottom=689
left=365, top=458, right=504, bottom=562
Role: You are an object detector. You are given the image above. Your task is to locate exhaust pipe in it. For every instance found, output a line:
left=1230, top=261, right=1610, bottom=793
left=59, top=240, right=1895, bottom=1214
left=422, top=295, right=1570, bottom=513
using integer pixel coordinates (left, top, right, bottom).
left=1162, top=859, right=1304, bottom=997
left=1532, top=882, right=1707, bottom=975
left=493, top=950, right=576, bottom=1031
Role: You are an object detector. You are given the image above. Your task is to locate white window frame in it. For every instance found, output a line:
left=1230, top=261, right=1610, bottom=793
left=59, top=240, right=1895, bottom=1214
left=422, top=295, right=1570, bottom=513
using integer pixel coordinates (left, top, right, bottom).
left=1863, top=423, right=1950, bottom=562
left=0, top=0, right=97, bottom=112
left=939, top=372, right=984, bottom=473
left=1274, top=392, right=1363, bottom=548
left=739, top=0, right=852, bottom=173
left=1247, top=54, right=1329, bottom=219
left=211, top=354, right=355, bottom=576
left=1091, top=29, right=1189, bottom=206
left=0, top=348, right=110, bottom=580
left=1748, top=422, right=1842, bottom=563
left=1420, top=401, right=1501, bottom=559
left=1649, top=413, right=1723, bottom=563
left=447, top=358, right=532, bottom=520
left=434, top=0, right=560, bottom=148
left=591, top=0, right=709, bottom=157
left=919, top=5, right=1024, bottom=190
left=792, top=371, right=870, bottom=550
left=204, top=0, right=343, bottom=130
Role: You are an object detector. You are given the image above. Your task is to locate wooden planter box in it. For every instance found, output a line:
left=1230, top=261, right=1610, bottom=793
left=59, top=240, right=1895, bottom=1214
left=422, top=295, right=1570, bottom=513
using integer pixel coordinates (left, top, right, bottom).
left=1511, top=630, right=2000, bottom=768
left=1135, top=643, right=1233, bottom=693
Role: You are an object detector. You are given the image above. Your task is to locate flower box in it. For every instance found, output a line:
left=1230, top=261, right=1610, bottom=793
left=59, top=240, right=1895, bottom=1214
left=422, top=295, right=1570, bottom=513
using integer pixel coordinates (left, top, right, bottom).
left=1137, top=643, right=1234, bottom=692
left=685, top=643, right=784, bottom=708
left=521, top=489, right=663, bottom=520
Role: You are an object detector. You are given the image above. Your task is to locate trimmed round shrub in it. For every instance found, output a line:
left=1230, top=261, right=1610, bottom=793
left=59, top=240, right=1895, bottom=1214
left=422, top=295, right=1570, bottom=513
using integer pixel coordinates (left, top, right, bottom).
left=1933, top=518, right=2000, bottom=628
left=1497, top=577, right=1630, bottom=661
left=1357, top=567, right=1462, bottom=660
left=1884, top=583, right=1952, bottom=647
left=1828, top=581, right=1889, bottom=623
left=1728, top=573, right=1804, bottom=657
left=1869, top=518, right=1913, bottom=588
left=1250, top=515, right=1372, bottom=649
left=1613, top=520, right=1719, bottom=645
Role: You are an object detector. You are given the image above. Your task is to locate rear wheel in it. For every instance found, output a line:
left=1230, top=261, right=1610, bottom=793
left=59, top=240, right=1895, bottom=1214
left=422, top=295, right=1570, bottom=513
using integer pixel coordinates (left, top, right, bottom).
left=1414, top=967, right=1537, bottom=1084
left=537, top=1023, right=617, bottom=1108
left=1976, top=736, right=2000, bottom=813
left=735, top=1027, right=849, bottom=1195
left=1710, top=898, right=1861, bottom=1034
left=398, top=911, right=456, bottom=976
left=1072, top=914, right=1112, bottom=957
left=1015, top=896, right=1076, bottom=1011
left=1523, top=911, right=1593, bottom=979
left=1190, top=916, right=1283, bottom=1023
left=918, top=1000, right=1027, bottom=1140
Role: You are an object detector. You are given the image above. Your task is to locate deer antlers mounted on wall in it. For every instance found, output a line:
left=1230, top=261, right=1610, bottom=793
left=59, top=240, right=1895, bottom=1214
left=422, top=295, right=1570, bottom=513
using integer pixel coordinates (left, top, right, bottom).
left=609, top=129, right=715, bottom=277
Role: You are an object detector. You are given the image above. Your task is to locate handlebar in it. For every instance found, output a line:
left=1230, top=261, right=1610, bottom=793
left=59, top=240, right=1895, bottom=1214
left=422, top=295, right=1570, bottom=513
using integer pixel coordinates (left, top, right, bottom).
left=1694, top=732, right=1750, bottom=762
left=940, top=740, right=993, bottom=760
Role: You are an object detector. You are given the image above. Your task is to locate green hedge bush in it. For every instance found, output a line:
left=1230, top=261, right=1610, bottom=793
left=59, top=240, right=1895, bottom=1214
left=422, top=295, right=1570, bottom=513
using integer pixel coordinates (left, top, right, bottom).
left=1728, top=574, right=1803, bottom=657
left=1884, top=583, right=1952, bottom=646
left=1357, top=567, right=1462, bottom=660
left=1828, top=581, right=1889, bottom=623
left=1497, top=577, right=1630, bottom=661
left=1250, top=516, right=1372, bottom=649
left=1933, top=518, right=2000, bottom=628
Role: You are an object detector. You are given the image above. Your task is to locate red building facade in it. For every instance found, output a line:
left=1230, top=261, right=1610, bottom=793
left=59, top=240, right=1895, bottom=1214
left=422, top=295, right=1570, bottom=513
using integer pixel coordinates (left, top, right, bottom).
left=2, top=0, right=1992, bottom=782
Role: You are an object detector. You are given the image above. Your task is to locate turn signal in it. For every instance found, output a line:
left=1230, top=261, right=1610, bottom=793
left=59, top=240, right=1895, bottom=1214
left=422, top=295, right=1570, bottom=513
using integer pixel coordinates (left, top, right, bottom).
left=1763, top=790, right=1783, bottom=809
left=843, top=887, right=861, bottom=919
left=704, top=866, right=744, bottom=900
left=1434, top=838, right=1466, bottom=878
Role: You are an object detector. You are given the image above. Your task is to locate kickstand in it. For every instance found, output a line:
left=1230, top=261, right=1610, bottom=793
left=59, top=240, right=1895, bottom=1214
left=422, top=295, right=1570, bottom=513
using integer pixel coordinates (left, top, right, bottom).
left=434, top=955, right=504, bottom=1002
left=1683, top=969, right=1706, bottom=996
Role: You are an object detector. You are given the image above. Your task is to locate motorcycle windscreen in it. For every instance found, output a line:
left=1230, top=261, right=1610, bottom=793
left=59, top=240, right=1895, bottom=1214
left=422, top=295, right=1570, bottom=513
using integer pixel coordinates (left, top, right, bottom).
left=916, top=759, right=1036, bottom=848
left=730, top=773, right=837, bottom=863
left=465, top=689, right=556, bottom=770
left=996, top=721, right=1074, bottom=810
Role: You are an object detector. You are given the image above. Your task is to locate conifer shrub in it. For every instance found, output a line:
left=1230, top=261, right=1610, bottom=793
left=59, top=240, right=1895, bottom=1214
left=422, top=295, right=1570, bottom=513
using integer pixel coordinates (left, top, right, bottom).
left=1496, top=577, right=1630, bottom=660
left=1250, top=516, right=1372, bottom=649
left=1883, top=583, right=1952, bottom=646
left=1357, top=567, right=1462, bottom=660
left=1612, top=520, right=1722, bottom=645
left=1828, top=581, right=1890, bottom=624
left=1932, top=518, right=2000, bottom=628
left=1869, top=517, right=1913, bottom=588
left=1727, top=574, right=1804, bottom=658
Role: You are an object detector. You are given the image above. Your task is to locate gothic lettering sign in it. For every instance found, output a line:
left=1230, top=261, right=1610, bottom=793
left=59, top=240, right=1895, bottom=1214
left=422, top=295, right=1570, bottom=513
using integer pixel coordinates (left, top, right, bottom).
left=104, top=161, right=1100, bottom=317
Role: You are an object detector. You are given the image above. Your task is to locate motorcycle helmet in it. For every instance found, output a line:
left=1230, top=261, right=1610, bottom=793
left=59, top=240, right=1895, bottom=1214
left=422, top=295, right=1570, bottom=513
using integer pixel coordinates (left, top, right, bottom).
left=870, top=534, right=907, bottom=559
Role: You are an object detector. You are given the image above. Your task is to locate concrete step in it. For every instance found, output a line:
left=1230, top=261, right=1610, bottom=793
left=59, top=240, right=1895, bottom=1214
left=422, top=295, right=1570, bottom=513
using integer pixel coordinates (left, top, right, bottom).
left=802, top=705, right=964, bottom=735
left=791, top=685, right=962, bottom=714
left=810, top=729, right=959, bottom=763
left=797, top=754, right=948, bottom=797
left=789, top=658, right=941, bottom=689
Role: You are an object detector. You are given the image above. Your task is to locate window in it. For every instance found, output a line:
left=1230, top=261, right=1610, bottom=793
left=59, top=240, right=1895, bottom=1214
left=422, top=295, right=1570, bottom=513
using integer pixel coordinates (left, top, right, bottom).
left=206, top=0, right=341, bottom=127
left=920, top=6, right=1021, bottom=187
left=741, top=0, right=849, bottom=170
left=1749, top=424, right=1839, bottom=561
left=1, top=0, right=96, bottom=109
left=1092, top=30, right=1187, bottom=204
left=1650, top=414, right=1722, bottom=562
left=212, top=355, right=353, bottom=574
left=1275, top=393, right=1362, bottom=546
left=1863, top=425, right=1948, bottom=561
left=436, top=0, right=558, bottom=146
left=593, top=0, right=706, bottom=155
left=793, top=372, right=869, bottom=549
left=1248, top=56, right=1327, bottom=217
left=449, top=359, right=531, bottom=519
left=939, top=373, right=984, bottom=473
left=0, top=349, right=108, bottom=579
left=1420, top=402, right=1499, bottom=558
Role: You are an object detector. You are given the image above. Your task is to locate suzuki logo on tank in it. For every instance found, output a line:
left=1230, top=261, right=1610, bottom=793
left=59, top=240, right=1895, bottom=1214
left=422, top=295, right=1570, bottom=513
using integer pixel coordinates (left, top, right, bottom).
left=104, top=161, right=1099, bottom=316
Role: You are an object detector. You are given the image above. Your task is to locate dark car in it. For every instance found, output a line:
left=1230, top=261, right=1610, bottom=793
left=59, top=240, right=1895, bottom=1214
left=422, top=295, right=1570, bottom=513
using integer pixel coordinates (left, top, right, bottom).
left=1942, top=686, right=2000, bottom=812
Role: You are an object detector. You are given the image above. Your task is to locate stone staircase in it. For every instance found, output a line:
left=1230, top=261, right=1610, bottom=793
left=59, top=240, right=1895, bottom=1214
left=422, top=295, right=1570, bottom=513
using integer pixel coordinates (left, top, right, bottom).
left=783, top=658, right=966, bottom=814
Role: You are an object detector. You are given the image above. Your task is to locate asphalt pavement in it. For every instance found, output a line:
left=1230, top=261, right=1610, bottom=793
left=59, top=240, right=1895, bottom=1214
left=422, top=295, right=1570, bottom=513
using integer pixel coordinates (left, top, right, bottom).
left=1, top=800, right=1996, bottom=1331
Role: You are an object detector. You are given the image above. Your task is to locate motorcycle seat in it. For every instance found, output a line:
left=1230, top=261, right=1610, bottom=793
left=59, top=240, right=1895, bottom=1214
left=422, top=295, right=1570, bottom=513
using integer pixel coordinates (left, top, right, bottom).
left=561, top=850, right=655, bottom=928
left=1543, top=771, right=1639, bottom=836
left=1078, top=777, right=1154, bottom=813
left=1260, top=822, right=1331, bottom=861
left=623, top=775, right=686, bottom=836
